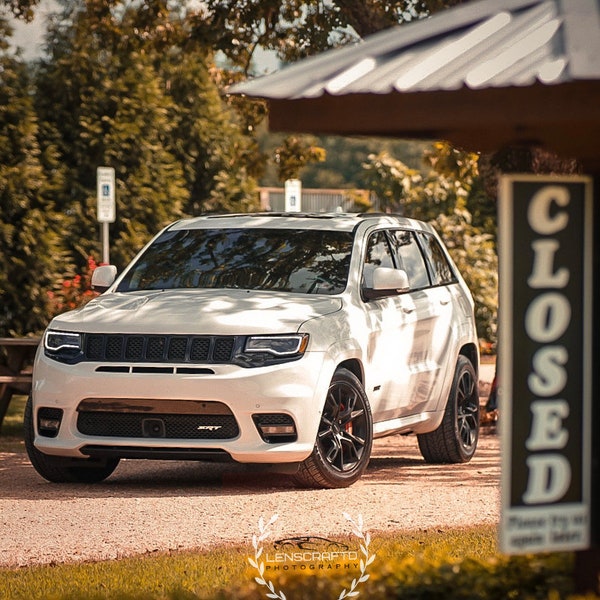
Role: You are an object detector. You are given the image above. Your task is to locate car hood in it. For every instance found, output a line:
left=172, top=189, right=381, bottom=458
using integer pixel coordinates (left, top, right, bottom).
left=50, top=289, right=343, bottom=335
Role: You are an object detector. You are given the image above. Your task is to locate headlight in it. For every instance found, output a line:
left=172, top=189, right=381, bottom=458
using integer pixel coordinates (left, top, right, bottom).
left=244, top=334, right=309, bottom=357
left=44, top=330, right=83, bottom=363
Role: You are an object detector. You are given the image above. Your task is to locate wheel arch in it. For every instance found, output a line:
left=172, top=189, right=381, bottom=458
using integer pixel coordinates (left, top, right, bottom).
left=335, top=358, right=364, bottom=385
left=458, top=342, right=479, bottom=377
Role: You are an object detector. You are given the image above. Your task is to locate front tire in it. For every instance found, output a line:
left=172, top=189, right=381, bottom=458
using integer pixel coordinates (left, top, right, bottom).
left=417, top=356, right=479, bottom=463
left=295, top=368, right=373, bottom=489
left=24, top=396, right=119, bottom=483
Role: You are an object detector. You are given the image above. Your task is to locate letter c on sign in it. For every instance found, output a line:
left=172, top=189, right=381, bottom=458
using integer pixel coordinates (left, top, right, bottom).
left=527, top=186, right=570, bottom=234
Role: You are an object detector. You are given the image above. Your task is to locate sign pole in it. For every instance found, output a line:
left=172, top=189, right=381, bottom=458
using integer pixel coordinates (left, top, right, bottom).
left=101, top=221, right=110, bottom=265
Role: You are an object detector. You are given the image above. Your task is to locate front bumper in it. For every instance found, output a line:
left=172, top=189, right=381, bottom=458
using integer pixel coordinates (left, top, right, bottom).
left=31, top=351, right=331, bottom=464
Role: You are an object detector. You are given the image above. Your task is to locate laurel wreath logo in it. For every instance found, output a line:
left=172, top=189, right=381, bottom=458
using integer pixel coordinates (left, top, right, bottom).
left=248, top=512, right=376, bottom=600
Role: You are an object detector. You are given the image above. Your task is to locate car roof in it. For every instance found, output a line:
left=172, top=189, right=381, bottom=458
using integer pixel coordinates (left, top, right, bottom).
left=168, top=212, right=434, bottom=234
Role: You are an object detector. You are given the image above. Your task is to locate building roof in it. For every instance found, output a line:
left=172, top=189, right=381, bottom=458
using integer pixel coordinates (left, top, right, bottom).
left=229, top=0, right=600, bottom=168
left=231, top=0, right=600, bottom=99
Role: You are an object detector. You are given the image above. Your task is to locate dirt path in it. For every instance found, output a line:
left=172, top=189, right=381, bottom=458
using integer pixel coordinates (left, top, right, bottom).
left=0, top=427, right=499, bottom=568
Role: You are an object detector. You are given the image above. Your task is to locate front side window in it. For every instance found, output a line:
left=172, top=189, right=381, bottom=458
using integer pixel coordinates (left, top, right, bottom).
left=362, top=231, right=395, bottom=289
left=388, top=230, right=430, bottom=289
left=116, top=228, right=353, bottom=295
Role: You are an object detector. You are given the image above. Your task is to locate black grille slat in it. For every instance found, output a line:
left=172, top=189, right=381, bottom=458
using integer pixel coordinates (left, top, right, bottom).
left=106, top=335, right=124, bottom=360
left=82, top=334, right=240, bottom=364
left=86, top=335, right=104, bottom=360
left=77, top=412, right=239, bottom=439
left=254, top=414, right=295, bottom=426
left=125, top=336, right=144, bottom=360
left=190, top=338, right=210, bottom=361
left=213, top=337, right=235, bottom=362
left=146, top=336, right=166, bottom=360
left=168, top=337, right=188, bottom=361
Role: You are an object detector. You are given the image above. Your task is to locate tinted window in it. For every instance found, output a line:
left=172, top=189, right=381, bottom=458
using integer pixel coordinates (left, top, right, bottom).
left=417, top=232, right=457, bottom=286
left=362, top=231, right=395, bottom=288
left=388, top=230, right=430, bottom=289
left=117, top=228, right=353, bottom=295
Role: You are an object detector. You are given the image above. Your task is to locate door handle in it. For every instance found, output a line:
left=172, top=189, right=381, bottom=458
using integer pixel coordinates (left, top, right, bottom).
left=402, top=306, right=415, bottom=314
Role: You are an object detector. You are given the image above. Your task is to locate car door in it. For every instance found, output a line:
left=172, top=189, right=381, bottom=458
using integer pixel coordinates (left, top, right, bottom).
left=411, top=230, right=462, bottom=408
left=387, top=228, right=456, bottom=415
left=360, top=229, right=426, bottom=422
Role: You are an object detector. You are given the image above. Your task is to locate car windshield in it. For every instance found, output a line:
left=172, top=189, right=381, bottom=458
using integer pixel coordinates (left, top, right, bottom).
left=116, top=227, right=354, bottom=295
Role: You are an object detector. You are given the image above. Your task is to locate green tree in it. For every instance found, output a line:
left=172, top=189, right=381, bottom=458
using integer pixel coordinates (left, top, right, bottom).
left=192, top=0, right=468, bottom=71
left=160, top=45, right=261, bottom=216
left=34, top=0, right=190, bottom=271
left=273, top=135, right=326, bottom=182
left=0, top=17, right=69, bottom=335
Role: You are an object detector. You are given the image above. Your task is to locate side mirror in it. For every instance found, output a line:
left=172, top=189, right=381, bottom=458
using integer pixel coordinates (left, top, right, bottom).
left=91, top=265, right=117, bottom=293
left=364, top=267, right=410, bottom=300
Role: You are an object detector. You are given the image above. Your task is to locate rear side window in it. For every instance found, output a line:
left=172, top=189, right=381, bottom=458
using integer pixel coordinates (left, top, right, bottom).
left=388, top=230, right=430, bottom=289
left=416, top=232, right=457, bottom=286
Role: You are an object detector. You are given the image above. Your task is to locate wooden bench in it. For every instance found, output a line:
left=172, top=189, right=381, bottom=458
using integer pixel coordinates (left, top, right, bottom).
left=0, top=375, right=33, bottom=384
left=0, top=337, right=41, bottom=432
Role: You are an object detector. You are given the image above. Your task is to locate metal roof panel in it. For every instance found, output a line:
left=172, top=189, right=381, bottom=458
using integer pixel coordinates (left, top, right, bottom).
left=229, top=0, right=600, bottom=99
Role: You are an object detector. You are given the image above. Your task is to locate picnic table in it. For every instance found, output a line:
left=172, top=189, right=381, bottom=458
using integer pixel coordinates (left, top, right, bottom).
left=0, top=337, right=41, bottom=431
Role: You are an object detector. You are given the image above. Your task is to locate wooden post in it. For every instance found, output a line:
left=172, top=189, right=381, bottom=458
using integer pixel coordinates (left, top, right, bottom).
left=574, top=172, right=600, bottom=595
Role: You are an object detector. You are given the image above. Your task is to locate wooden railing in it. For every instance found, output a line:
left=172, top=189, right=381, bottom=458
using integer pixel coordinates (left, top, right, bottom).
left=0, top=337, right=41, bottom=431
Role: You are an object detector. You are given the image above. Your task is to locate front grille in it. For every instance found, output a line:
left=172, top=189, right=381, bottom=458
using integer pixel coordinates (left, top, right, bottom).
left=77, top=412, right=239, bottom=439
left=83, top=334, right=238, bottom=364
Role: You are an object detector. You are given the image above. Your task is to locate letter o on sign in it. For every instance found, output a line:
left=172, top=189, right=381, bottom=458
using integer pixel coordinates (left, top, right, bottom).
left=525, top=292, right=571, bottom=343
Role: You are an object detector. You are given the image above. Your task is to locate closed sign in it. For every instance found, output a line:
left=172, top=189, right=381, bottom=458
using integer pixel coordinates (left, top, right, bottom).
left=499, top=175, right=593, bottom=554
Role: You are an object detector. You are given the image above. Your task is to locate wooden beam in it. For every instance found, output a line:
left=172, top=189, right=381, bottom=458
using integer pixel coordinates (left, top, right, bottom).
left=268, top=81, right=600, bottom=169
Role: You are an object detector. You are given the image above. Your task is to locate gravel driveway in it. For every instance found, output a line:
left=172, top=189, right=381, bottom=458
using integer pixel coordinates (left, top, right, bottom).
left=0, top=425, right=500, bottom=568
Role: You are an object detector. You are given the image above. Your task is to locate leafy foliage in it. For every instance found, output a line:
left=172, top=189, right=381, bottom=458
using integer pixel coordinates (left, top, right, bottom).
left=192, top=0, right=468, bottom=71
left=273, top=135, right=326, bottom=182
left=0, top=0, right=499, bottom=345
left=47, top=255, right=99, bottom=313
left=0, top=41, right=70, bottom=336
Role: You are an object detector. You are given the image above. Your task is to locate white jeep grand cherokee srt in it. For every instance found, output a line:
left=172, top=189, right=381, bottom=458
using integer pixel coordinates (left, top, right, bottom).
left=26, top=212, right=480, bottom=488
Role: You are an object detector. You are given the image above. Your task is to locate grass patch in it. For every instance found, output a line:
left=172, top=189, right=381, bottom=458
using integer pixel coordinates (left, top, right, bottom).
left=0, top=394, right=26, bottom=452
left=1, top=526, right=596, bottom=600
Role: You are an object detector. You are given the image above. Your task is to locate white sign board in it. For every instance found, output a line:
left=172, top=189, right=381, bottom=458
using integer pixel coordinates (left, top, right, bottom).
left=499, top=175, right=593, bottom=554
left=97, top=167, right=116, bottom=223
left=285, top=179, right=302, bottom=212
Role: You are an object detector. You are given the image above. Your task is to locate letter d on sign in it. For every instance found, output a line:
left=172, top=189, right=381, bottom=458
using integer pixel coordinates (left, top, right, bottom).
left=522, top=454, right=571, bottom=504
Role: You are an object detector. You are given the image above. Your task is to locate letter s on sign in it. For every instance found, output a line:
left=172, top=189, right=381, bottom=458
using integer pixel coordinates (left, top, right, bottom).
left=528, top=346, right=568, bottom=397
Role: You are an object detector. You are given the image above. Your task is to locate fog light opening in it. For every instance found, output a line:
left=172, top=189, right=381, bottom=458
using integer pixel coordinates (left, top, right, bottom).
left=253, top=414, right=297, bottom=443
left=260, top=425, right=296, bottom=436
left=37, top=408, right=64, bottom=438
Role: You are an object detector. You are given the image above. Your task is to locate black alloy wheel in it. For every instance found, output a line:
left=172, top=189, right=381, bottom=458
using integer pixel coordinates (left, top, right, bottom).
left=295, top=368, right=373, bottom=488
left=418, top=356, right=479, bottom=463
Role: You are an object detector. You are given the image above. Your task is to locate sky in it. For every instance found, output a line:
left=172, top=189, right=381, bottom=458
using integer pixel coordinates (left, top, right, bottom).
left=8, top=0, right=58, bottom=60
left=8, top=0, right=280, bottom=73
